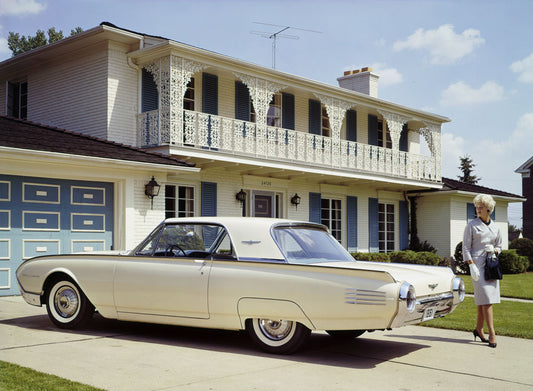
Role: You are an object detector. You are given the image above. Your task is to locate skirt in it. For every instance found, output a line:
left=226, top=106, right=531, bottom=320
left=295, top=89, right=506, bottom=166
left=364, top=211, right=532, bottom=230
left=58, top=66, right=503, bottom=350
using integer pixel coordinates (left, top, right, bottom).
left=472, top=255, right=501, bottom=305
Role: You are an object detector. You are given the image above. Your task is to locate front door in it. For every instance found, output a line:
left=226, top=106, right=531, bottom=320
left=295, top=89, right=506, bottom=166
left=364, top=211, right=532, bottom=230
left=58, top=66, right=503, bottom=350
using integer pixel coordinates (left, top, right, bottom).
left=253, top=192, right=275, bottom=218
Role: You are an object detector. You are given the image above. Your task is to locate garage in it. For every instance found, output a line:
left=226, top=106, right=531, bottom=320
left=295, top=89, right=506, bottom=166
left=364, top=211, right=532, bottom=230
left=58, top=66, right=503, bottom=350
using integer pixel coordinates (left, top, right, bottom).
left=0, top=174, right=114, bottom=295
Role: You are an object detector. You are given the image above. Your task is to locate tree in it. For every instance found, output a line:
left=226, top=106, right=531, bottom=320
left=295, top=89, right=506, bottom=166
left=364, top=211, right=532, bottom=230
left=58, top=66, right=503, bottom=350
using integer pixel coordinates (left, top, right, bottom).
left=8, top=27, right=83, bottom=56
left=457, top=155, right=480, bottom=184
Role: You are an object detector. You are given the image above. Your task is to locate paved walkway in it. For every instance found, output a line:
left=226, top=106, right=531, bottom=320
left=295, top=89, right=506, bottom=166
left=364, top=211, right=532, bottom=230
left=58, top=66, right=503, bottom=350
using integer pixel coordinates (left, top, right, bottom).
left=1, top=296, right=533, bottom=391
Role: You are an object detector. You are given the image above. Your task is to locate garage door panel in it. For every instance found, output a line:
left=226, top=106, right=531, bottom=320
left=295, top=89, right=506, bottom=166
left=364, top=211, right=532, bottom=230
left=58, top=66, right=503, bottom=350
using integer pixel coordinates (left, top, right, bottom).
left=0, top=175, right=114, bottom=296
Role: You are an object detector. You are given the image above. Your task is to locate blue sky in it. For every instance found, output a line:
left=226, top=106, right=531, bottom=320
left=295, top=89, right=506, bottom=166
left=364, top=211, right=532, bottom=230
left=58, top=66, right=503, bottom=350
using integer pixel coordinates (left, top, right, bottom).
left=1, top=0, right=531, bottom=227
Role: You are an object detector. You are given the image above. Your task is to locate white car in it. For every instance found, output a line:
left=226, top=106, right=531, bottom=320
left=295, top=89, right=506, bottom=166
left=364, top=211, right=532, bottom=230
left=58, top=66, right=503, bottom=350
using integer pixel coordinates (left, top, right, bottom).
left=17, top=217, right=465, bottom=354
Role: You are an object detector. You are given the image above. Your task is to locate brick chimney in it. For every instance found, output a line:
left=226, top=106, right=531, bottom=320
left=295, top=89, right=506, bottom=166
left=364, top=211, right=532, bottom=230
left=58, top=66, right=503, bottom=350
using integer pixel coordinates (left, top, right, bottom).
left=337, top=67, right=379, bottom=98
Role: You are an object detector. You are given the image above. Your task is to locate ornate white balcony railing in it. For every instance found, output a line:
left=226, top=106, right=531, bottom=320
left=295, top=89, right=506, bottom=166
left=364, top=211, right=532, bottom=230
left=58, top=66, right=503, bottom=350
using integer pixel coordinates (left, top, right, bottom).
left=137, top=109, right=440, bottom=182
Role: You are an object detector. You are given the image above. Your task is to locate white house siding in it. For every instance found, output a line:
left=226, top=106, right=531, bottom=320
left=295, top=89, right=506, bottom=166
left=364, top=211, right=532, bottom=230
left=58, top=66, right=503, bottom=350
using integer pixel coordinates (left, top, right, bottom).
left=28, top=41, right=109, bottom=138
left=107, top=41, right=139, bottom=146
left=416, top=195, right=452, bottom=258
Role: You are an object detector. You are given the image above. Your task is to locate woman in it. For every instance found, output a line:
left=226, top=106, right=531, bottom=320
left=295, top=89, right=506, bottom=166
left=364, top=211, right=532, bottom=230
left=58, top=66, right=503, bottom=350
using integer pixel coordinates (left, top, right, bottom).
left=462, top=194, right=502, bottom=348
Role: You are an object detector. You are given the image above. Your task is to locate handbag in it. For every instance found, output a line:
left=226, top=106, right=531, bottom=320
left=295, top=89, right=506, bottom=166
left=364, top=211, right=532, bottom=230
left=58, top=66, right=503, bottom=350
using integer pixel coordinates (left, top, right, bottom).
left=485, top=253, right=502, bottom=280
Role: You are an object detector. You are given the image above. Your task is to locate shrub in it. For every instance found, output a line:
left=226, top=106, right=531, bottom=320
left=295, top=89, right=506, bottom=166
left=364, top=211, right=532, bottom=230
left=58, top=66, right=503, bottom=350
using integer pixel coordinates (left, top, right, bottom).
left=414, top=251, right=441, bottom=266
left=389, top=250, right=417, bottom=264
left=409, top=240, right=437, bottom=253
left=454, top=241, right=469, bottom=275
left=510, top=238, right=533, bottom=271
left=351, top=252, right=390, bottom=262
left=498, top=250, right=529, bottom=274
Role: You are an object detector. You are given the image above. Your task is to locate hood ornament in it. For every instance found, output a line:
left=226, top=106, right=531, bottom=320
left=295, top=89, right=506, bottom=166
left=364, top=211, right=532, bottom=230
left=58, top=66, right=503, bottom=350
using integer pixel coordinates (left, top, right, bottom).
left=428, top=283, right=438, bottom=290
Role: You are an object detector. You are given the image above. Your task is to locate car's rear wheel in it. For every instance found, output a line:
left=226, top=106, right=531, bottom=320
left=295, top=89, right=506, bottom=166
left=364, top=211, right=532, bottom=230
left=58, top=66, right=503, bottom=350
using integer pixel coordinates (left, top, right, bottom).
left=246, top=318, right=310, bottom=354
left=326, top=330, right=366, bottom=339
left=46, top=278, right=94, bottom=329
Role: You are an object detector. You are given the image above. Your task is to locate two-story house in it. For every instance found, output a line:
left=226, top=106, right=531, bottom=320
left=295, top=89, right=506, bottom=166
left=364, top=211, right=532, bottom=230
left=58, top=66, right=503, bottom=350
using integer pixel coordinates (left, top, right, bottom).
left=1, top=22, right=451, bottom=295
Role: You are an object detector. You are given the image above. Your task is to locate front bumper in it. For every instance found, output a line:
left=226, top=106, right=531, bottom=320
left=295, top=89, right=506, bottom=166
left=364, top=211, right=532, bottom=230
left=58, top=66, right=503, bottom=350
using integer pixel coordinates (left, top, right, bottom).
left=17, top=280, right=42, bottom=307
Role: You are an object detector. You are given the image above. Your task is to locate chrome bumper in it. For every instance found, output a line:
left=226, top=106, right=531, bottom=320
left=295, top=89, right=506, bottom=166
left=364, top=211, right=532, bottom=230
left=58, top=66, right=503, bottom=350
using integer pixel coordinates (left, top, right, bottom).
left=17, top=281, right=42, bottom=307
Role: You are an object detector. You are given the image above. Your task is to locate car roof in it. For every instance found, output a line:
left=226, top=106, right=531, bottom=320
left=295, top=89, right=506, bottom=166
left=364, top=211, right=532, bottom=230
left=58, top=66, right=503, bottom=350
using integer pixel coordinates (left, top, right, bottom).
left=162, top=217, right=327, bottom=260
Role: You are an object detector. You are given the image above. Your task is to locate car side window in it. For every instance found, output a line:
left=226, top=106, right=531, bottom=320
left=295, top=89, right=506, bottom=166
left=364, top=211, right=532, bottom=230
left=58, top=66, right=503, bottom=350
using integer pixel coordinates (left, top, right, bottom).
left=212, top=232, right=236, bottom=259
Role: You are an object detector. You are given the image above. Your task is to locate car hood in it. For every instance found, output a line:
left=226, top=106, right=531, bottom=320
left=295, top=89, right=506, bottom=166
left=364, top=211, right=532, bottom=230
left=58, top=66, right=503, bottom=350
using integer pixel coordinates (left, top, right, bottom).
left=317, top=261, right=455, bottom=297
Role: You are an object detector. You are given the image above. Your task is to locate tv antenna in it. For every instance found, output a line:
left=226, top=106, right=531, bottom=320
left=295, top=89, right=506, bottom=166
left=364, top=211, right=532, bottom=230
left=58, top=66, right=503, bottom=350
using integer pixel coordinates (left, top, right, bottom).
left=251, top=22, right=322, bottom=69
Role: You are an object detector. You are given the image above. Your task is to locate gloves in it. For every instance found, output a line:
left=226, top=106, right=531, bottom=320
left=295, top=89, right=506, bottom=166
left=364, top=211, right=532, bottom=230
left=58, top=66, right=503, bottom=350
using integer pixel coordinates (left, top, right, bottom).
left=485, top=244, right=495, bottom=254
left=469, top=263, right=480, bottom=281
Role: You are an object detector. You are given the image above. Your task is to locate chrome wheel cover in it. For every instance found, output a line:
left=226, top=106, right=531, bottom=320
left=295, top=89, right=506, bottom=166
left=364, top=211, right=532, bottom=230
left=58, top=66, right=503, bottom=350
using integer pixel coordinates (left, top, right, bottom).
left=258, top=319, right=293, bottom=341
left=53, top=285, right=80, bottom=318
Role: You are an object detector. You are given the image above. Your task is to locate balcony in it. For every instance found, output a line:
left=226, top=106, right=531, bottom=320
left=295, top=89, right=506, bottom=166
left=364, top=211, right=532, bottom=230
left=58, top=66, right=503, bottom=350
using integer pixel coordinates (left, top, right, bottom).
left=137, top=109, right=440, bottom=183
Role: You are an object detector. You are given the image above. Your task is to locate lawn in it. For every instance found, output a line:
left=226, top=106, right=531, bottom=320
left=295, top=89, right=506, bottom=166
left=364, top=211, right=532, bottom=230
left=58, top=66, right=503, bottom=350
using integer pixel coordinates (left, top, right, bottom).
left=0, top=361, right=104, bottom=391
left=420, top=272, right=533, bottom=339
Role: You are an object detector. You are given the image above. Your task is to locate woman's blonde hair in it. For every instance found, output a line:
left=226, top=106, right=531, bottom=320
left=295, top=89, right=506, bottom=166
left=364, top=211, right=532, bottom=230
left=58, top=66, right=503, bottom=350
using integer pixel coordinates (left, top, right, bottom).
left=473, top=194, right=496, bottom=213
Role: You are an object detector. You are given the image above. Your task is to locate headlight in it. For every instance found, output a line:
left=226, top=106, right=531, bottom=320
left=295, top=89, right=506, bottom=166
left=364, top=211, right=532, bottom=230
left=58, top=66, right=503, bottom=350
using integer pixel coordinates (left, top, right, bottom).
left=453, top=277, right=465, bottom=302
left=399, top=282, right=416, bottom=313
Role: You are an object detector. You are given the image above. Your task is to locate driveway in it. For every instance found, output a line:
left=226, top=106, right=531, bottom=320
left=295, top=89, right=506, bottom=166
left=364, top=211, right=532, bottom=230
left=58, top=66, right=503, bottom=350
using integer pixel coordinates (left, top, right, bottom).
left=1, top=295, right=532, bottom=391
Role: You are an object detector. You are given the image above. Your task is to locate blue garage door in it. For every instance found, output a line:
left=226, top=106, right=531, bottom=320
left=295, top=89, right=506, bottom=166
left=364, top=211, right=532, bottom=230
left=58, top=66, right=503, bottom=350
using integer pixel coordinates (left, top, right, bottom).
left=0, top=175, right=114, bottom=296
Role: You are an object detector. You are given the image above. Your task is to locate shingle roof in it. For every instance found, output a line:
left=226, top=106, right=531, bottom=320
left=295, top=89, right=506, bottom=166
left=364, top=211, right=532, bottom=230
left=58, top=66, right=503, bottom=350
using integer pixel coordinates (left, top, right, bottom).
left=441, top=177, right=523, bottom=199
left=0, top=116, right=194, bottom=168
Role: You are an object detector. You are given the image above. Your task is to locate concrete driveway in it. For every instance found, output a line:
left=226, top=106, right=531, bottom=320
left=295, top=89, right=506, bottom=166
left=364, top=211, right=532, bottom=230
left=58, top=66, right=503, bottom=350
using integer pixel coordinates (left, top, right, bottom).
left=1, top=295, right=532, bottom=391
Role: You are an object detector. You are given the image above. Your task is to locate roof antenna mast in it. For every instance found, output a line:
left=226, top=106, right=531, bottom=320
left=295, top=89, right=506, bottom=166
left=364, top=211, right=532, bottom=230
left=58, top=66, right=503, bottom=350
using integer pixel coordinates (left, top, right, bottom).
left=251, top=22, right=322, bottom=69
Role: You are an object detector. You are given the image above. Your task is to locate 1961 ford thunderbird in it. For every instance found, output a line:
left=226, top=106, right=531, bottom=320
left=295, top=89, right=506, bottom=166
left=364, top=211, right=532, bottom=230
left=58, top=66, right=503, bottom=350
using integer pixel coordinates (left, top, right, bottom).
left=17, top=217, right=465, bottom=354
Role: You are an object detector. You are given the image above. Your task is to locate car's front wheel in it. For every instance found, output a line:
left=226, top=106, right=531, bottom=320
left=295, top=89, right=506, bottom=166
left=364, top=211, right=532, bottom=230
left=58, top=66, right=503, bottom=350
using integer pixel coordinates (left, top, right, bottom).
left=246, top=318, right=310, bottom=354
left=46, top=278, right=94, bottom=329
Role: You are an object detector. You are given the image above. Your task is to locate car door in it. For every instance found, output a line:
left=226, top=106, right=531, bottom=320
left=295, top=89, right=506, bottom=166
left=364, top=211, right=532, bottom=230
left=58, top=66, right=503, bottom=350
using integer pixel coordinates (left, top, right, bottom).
left=113, top=223, right=223, bottom=320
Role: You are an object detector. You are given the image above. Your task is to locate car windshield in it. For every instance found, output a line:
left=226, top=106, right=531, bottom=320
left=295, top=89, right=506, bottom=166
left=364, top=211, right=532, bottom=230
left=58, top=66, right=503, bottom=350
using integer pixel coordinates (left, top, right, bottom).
left=272, top=226, right=355, bottom=265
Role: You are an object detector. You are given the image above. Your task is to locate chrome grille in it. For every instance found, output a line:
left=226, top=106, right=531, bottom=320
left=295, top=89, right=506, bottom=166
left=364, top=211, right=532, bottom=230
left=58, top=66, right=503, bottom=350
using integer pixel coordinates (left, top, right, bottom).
left=345, top=289, right=387, bottom=305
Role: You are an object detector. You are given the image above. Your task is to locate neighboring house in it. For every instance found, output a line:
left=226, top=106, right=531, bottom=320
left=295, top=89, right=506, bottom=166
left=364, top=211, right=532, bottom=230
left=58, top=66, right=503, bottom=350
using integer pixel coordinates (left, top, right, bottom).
left=409, top=177, right=525, bottom=259
left=0, top=21, right=470, bottom=295
left=516, top=156, right=533, bottom=240
left=0, top=116, right=198, bottom=295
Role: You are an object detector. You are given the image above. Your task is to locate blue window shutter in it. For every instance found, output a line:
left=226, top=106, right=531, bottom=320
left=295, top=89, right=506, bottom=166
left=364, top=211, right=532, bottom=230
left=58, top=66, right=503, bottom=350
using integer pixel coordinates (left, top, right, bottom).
left=282, top=93, right=295, bottom=130
left=202, top=73, right=218, bottom=115
left=141, top=68, right=158, bottom=112
left=399, top=123, right=408, bottom=152
left=201, top=182, right=217, bottom=216
left=467, top=203, right=476, bottom=222
left=368, top=114, right=378, bottom=146
left=347, top=196, right=358, bottom=252
left=235, top=81, right=250, bottom=121
left=399, top=200, right=409, bottom=250
left=346, top=109, right=357, bottom=142
left=309, top=99, right=321, bottom=135
left=309, top=192, right=321, bottom=224
left=491, top=210, right=496, bottom=220
left=368, top=198, right=379, bottom=252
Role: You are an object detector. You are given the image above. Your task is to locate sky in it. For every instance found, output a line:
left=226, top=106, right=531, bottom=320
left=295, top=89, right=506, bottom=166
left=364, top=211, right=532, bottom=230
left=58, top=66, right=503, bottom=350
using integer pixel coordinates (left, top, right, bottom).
left=1, top=0, right=531, bottom=227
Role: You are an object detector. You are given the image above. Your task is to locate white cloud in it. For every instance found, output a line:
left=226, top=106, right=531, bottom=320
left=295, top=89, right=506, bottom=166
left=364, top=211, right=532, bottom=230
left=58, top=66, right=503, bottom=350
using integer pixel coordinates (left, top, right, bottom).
left=0, top=36, right=9, bottom=57
left=371, top=63, right=403, bottom=86
left=440, top=81, right=504, bottom=106
left=393, top=24, right=485, bottom=65
left=510, top=52, right=533, bottom=83
left=0, top=0, right=46, bottom=16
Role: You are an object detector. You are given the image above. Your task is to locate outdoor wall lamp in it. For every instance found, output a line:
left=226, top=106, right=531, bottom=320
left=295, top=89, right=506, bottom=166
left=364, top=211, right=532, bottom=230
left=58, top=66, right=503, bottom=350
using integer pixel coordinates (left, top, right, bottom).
left=144, top=176, right=161, bottom=209
left=291, top=193, right=301, bottom=210
left=236, top=189, right=247, bottom=205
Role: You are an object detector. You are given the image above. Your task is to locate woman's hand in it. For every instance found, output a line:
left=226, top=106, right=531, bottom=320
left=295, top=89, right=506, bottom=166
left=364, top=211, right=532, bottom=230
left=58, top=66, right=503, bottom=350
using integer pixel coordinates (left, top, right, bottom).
left=469, top=263, right=480, bottom=281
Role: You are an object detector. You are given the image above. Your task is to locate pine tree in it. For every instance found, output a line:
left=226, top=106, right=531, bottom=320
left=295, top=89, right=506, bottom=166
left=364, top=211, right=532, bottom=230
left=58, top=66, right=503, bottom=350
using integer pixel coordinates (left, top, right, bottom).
left=458, top=155, right=480, bottom=184
left=8, top=27, right=83, bottom=56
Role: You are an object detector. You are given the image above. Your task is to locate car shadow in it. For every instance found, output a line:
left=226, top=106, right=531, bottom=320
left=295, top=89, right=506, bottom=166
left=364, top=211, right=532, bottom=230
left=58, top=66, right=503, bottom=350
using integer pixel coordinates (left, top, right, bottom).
left=1, top=312, right=429, bottom=369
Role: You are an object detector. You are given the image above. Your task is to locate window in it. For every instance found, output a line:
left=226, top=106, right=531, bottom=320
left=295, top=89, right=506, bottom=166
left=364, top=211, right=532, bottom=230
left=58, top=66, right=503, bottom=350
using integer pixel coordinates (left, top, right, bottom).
left=165, top=185, right=195, bottom=219
left=267, top=93, right=282, bottom=127
left=379, top=203, right=395, bottom=252
left=378, top=119, right=392, bottom=149
left=7, top=81, right=28, bottom=119
left=321, top=198, right=342, bottom=242
left=321, top=106, right=331, bottom=137
left=183, top=78, right=195, bottom=110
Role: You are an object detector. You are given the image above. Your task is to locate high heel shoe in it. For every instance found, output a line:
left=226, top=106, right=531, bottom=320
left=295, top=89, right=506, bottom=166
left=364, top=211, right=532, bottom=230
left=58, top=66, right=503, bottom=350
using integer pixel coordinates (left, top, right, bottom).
left=488, top=341, right=497, bottom=348
left=473, top=329, right=489, bottom=343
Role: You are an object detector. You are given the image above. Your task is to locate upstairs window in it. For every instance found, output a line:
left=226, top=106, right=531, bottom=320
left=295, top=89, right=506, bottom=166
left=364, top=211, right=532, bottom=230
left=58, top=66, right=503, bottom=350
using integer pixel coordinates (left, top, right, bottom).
left=267, top=93, right=281, bottom=127
left=7, top=81, right=27, bottom=119
left=183, top=78, right=195, bottom=111
left=378, top=119, right=392, bottom=149
left=321, top=106, right=331, bottom=137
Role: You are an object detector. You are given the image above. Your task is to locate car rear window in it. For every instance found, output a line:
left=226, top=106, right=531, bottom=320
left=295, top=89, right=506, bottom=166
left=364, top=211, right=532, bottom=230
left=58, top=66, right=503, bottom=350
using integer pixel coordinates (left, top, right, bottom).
left=272, top=226, right=354, bottom=265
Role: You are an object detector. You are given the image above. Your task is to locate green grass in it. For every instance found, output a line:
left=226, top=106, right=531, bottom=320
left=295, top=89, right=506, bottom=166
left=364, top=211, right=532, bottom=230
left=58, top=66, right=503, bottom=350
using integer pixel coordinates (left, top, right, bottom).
left=461, top=272, right=533, bottom=299
left=0, top=361, right=105, bottom=391
left=421, top=272, right=533, bottom=339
